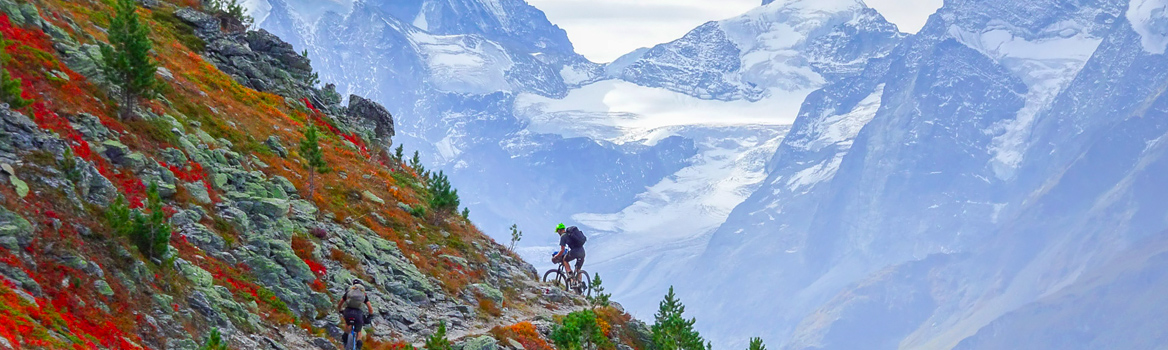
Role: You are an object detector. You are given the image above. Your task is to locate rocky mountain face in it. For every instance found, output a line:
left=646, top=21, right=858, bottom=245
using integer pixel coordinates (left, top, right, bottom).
left=674, top=0, right=1168, bottom=348
left=0, top=0, right=648, bottom=348
left=580, top=0, right=905, bottom=328
left=608, top=0, right=902, bottom=101
left=251, top=0, right=699, bottom=247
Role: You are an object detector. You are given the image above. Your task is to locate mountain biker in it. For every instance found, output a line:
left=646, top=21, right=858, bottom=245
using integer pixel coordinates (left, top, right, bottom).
left=552, top=223, right=587, bottom=283
left=338, top=279, right=374, bottom=348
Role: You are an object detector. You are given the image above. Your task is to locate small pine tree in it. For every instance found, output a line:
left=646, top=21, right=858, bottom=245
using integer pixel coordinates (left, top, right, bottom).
left=508, top=224, right=523, bottom=251
left=105, top=195, right=133, bottom=237
left=199, top=328, right=229, bottom=350
left=101, top=0, right=158, bottom=119
left=652, top=286, right=707, bottom=350
left=427, top=171, right=460, bottom=213
left=131, top=182, right=172, bottom=262
left=747, top=337, right=766, bottom=350
left=394, top=144, right=405, bottom=162
left=588, top=273, right=611, bottom=308
left=424, top=321, right=452, bottom=350
left=409, top=150, right=424, bottom=174
left=0, top=35, right=32, bottom=109
left=461, top=207, right=470, bottom=220
left=299, top=125, right=328, bottom=198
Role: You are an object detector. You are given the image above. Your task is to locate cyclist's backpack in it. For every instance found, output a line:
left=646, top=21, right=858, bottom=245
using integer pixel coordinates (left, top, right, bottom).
left=344, top=287, right=366, bottom=309
left=569, top=226, right=587, bottom=246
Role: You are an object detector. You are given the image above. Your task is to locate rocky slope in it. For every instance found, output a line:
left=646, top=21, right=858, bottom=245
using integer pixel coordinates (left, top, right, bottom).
left=0, top=0, right=647, bottom=348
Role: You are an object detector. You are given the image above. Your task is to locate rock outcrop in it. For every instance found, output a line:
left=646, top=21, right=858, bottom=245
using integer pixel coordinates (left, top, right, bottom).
left=345, top=94, right=396, bottom=147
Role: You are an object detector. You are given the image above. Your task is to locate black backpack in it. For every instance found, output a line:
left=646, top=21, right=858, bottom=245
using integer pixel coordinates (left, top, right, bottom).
left=568, top=226, right=587, bottom=246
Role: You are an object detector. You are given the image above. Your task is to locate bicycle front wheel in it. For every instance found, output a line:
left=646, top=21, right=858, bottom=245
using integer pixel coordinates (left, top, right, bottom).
left=543, top=269, right=567, bottom=290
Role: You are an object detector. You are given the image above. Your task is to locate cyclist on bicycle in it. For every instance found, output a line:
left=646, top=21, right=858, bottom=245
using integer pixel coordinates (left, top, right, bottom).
left=552, top=223, right=587, bottom=283
left=338, top=279, right=374, bottom=348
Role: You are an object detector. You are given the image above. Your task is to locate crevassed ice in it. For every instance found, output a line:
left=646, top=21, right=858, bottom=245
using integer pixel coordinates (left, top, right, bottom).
left=948, top=20, right=1103, bottom=179
left=409, top=31, right=515, bottom=94
left=718, top=0, right=863, bottom=91
left=1128, top=0, right=1168, bottom=54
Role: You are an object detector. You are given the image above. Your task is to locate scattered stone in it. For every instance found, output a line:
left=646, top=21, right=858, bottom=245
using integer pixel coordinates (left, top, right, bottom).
left=469, top=284, right=504, bottom=305
left=157, top=66, right=174, bottom=80
left=505, top=338, right=523, bottom=350
left=125, top=153, right=148, bottom=172
left=183, top=181, right=213, bottom=204
left=458, top=336, right=498, bottom=350
left=165, top=339, right=199, bottom=350
left=175, top=259, right=213, bottom=287
left=8, top=175, right=27, bottom=198
left=94, top=280, right=114, bottom=297
left=256, top=198, right=290, bottom=218
left=311, top=338, right=336, bottom=350
left=362, top=191, right=385, bottom=205
left=101, top=140, right=130, bottom=163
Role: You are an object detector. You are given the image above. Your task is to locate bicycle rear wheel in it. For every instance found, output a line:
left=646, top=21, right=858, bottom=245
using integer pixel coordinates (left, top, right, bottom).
left=576, top=270, right=591, bottom=297
left=345, top=329, right=358, bottom=350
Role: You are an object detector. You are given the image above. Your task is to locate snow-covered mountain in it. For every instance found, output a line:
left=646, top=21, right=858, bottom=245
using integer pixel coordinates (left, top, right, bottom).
left=671, top=0, right=1168, bottom=348
left=576, top=0, right=904, bottom=326
left=247, top=0, right=902, bottom=283
left=248, top=0, right=1168, bottom=349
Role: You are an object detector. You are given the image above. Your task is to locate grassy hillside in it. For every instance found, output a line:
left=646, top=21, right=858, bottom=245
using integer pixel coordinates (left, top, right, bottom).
left=0, top=0, right=650, bottom=348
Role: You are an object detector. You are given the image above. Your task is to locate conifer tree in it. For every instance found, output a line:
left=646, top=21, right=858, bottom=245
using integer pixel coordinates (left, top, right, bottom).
left=101, top=0, right=158, bottom=119
left=106, top=195, right=133, bottom=237
left=747, top=337, right=766, bottom=350
left=652, top=286, right=708, bottom=350
left=589, top=273, right=611, bottom=308
left=131, top=182, right=172, bottom=261
left=299, top=125, right=328, bottom=198
left=394, top=144, right=405, bottom=162
left=424, top=321, right=452, bottom=350
left=198, top=328, right=229, bottom=350
left=0, top=35, right=31, bottom=109
left=409, top=150, right=424, bottom=174
left=427, top=170, right=459, bottom=213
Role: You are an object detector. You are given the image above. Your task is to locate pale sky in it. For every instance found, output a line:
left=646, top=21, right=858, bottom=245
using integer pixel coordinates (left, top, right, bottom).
left=527, top=0, right=944, bottom=63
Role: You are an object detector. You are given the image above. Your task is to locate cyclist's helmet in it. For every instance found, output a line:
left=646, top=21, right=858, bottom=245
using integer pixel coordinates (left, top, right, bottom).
left=555, top=223, right=566, bottom=232
left=351, top=278, right=362, bottom=286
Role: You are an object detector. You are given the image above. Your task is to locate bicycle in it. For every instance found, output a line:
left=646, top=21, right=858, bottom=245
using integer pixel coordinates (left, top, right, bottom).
left=342, top=312, right=363, bottom=350
left=543, top=264, right=591, bottom=298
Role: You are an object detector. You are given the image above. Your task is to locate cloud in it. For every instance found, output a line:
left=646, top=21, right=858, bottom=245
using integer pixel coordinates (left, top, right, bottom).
left=864, top=0, right=943, bottom=33
left=530, top=0, right=943, bottom=63
left=528, top=0, right=758, bottom=63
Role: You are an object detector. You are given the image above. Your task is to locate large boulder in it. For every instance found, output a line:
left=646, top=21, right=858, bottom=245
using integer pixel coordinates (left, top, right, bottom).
left=345, top=95, right=395, bottom=146
left=0, top=207, right=32, bottom=252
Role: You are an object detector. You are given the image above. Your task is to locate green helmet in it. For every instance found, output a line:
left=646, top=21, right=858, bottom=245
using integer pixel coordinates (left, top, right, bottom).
left=555, top=223, right=566, bottom=232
